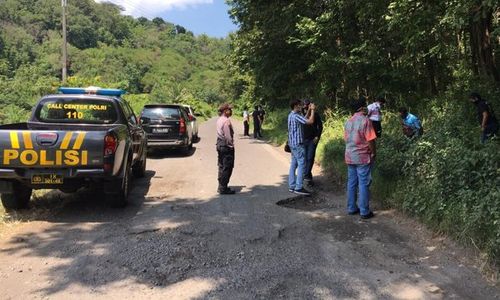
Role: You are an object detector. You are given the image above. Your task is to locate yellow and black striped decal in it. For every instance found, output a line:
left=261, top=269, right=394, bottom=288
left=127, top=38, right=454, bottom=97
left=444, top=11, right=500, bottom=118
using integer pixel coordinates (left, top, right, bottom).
left=3, top=131, right=89, bottom=166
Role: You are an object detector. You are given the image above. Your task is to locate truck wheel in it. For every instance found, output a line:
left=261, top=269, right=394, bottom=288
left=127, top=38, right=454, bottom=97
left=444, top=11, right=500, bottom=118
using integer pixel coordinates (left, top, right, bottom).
left=106, top=164, right=131, bottom=208
left=1, top=182, right=32, bottom=210
left=133, top=150, right=147, bottom=178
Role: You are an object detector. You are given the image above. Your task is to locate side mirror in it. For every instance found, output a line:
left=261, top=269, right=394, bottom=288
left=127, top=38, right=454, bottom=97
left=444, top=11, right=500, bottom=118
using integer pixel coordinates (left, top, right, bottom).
left=194, top=113, right=202, bottom=117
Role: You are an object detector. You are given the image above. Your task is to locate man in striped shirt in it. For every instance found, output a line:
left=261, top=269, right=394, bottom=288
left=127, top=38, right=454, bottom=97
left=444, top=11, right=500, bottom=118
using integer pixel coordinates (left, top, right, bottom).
left=287, top=99, right=316, bottom=196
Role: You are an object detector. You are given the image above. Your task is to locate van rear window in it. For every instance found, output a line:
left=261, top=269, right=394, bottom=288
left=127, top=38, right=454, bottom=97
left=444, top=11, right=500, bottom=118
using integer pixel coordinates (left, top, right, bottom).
left=141, top=107, right=180, bottom=121
left=36, top=98, right=117, bottom=124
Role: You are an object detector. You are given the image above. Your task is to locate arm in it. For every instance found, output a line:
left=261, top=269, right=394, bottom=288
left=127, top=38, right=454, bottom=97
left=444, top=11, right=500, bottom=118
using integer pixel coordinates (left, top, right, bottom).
left=481, top=111, right=489, bottom=131
left=222, top=120, right=234, bottom=147
left=368, top=140, right=376, bottom=158
left=305, top=104, right=316, bottom=125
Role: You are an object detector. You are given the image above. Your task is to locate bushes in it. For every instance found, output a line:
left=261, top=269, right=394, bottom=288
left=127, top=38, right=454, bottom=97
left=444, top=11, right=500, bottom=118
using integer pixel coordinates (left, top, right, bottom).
left=314, top=99, right=500, bottom=266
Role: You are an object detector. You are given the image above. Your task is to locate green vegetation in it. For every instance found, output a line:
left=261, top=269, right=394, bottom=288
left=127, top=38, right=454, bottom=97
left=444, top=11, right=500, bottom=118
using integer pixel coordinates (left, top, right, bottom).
left=227, top=1, right=500, bottom=267
left=0, top=0, right=230, bottom=122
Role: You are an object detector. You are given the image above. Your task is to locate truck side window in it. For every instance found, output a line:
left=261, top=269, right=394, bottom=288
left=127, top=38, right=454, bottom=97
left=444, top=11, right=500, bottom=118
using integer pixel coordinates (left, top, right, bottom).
left=125, top=102, right=138, bottom=125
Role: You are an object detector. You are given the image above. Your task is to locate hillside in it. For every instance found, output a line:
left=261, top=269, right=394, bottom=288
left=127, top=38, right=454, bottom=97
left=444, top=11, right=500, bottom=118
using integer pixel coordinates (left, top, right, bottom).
left=0, top=0, right=230, bottom=122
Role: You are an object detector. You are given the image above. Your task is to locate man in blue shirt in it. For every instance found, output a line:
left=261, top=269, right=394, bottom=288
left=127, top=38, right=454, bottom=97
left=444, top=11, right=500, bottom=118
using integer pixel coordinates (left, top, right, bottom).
left=288, top=99, right=316, bottom=196
left=399, top=107, right=423, bottom=138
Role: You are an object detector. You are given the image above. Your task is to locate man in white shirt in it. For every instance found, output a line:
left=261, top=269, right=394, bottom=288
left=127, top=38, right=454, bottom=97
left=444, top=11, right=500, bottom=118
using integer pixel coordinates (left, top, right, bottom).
left=367, top=96, right=386, bottom=138
left=243, top=106, right=250, bottom=136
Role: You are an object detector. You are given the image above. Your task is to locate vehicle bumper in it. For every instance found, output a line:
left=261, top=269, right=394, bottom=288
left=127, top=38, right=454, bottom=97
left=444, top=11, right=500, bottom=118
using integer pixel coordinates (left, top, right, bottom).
left=147, top=139, right=188, bottom=149
left=0, top=168, right=113, bottom=190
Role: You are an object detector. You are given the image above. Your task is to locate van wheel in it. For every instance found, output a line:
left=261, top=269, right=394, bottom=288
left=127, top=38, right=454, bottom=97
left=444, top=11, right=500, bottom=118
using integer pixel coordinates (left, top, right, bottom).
left=106, top=164, right=131, bottom=208
left=1, top=182, right=32, bottom=210
left=133, top=150, right=147, bottom=178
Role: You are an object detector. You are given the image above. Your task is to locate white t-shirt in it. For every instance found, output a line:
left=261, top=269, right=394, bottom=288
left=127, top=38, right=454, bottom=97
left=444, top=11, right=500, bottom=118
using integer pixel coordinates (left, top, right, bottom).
left=243, top=111, right=249, bottom=121
left=367, top=102, right=382, bottom=121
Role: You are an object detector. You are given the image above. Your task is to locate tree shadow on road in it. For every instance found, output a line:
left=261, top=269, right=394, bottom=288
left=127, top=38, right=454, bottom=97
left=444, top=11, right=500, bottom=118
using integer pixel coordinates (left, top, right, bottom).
left=0, top=174, right=497, bottom=299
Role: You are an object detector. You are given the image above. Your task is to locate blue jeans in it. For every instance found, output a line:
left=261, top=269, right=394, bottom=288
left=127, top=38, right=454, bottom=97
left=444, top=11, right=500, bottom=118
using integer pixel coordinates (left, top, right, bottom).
left=347, top=164, right=372, bottom=216
left=303, top=139, right=317, bottom=179
left=289, top=145, right=306, bottom=190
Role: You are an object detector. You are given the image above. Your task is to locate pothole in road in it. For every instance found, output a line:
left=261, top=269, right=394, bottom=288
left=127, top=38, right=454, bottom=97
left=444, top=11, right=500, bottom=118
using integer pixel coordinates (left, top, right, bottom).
left=276, top=195, right=330, bottom=211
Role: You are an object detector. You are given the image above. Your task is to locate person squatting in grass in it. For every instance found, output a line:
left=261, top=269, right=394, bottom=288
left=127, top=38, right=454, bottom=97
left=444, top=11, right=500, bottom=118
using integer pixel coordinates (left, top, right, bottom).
left=287, top=99, right=316, bottom=196
left=302, top=99, right=323, bottom=187
left=469, top=92, right=499, bottom=144
left=344, top=97, right=376, bottom=219
left=367, top=96, right=386, bottom=138
left=399, top=107, right=423, bottom=138
left=216, top=103, right=236, bottom=195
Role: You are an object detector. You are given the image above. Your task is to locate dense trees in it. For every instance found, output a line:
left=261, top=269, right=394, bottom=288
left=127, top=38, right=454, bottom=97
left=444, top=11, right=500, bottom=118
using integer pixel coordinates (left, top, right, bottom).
left=0, top=0, right=229, bottom=122
left=227, top=0, right=499, bottom=106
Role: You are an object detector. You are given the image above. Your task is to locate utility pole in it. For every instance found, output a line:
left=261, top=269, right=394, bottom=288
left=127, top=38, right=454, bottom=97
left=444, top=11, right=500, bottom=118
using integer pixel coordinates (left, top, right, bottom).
left=61, top=0, right=68, bottom=82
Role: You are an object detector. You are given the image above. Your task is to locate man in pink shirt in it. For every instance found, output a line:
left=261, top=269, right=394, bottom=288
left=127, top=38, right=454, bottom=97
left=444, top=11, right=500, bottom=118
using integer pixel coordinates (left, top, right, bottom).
left=216, top=103, right=236, bottom=194
left=344, top=97, right=377, bottom=219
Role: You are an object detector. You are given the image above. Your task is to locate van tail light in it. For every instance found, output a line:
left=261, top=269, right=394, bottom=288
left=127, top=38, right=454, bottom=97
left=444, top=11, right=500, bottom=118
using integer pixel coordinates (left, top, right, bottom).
left=188, top=114, right=194, bottom=121
left=103, top=133, right=117, bottom=172
left=179, top=118, right=186, bottom=135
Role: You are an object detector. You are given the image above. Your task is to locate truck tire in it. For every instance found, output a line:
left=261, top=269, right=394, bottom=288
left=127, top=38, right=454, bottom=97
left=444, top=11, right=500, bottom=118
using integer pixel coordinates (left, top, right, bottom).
left=133, top=150, right=147, bottom=178
left=106, top=163, right=131, bottom=208
left=1, top=182, right=32, bottom=210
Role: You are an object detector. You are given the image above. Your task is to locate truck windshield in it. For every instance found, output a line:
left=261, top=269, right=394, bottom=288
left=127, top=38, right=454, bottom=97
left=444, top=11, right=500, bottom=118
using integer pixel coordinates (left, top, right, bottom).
left=36, top=98, right=118, bottom=124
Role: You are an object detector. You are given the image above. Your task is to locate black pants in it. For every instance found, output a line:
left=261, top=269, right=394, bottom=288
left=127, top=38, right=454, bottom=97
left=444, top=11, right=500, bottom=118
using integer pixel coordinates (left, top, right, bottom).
left=253, top=121, right=262, bottom=138
left=244, top=120, right=249, bottom=136
left=217, top=145, right=234, bottom=191
left=371, top=120, right=382, bottom=138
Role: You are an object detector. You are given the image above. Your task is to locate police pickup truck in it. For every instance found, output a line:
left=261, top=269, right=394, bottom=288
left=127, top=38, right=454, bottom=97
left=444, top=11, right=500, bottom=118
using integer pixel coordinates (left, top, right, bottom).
left=0, top=87, right=147, bottom=209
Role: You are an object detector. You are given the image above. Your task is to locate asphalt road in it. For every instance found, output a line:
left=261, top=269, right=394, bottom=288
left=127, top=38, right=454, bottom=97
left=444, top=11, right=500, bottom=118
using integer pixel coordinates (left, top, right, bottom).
left=0, top=117, right=498, bottom=299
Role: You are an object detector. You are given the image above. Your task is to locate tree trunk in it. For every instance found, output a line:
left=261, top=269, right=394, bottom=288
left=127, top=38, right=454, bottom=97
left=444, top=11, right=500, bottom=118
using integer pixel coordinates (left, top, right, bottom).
left=426, top=57, right=439, bottom=95
left=469, top=7, right=499, bottom=82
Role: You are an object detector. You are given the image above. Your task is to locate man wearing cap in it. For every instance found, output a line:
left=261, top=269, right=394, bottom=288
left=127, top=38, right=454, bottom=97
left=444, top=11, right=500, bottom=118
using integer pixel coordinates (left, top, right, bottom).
left=302, top=100, right=323, bottom=186
left=344, top=97, right=376, bottom=219
left=216, top=103, right=236, bottom=194
left=288, top=99, right=316, bottom=196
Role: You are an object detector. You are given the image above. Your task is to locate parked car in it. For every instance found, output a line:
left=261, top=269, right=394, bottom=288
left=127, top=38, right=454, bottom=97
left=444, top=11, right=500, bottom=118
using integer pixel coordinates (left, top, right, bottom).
left=0, top=87, right=148, bottom=209
left=182, top=105, right=199, bottom=141
left=140, top=104, right=194, bottom=152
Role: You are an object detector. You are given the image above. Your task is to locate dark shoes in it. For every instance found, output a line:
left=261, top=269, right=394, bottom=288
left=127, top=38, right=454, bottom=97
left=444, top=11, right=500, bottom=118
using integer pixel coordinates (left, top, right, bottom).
left=218, top=188, right=236, bottom=195
left=360, top=211, right=374, bottom=219
left=293, top=188, right=312, bottom=196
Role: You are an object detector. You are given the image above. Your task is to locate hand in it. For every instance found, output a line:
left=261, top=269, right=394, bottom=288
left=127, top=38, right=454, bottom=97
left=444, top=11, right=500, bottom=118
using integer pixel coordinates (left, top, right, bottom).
left=313, top=137, right=319, bottom=145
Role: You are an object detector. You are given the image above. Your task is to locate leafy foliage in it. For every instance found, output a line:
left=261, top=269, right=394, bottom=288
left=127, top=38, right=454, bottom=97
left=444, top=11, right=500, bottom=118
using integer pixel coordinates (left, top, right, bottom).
left=0, top=0, right=230, bottom=120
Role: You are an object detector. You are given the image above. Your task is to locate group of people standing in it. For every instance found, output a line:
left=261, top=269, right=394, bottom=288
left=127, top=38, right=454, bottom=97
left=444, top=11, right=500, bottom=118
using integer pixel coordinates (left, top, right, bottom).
left=216, top=91, right=497, bottom=206
left=243, top=105, right=266, bottom=138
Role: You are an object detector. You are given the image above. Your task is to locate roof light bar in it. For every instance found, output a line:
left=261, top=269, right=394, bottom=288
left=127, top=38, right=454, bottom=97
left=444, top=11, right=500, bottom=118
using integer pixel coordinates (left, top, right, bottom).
left=58, top=87, right=126, bottom=96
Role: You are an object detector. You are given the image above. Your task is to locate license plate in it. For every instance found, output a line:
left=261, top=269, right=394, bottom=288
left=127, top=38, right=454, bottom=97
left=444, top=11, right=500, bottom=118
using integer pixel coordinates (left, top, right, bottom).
left=153, top=128, right=170, bottom=133
left=31, top=174, right=63, bottom=185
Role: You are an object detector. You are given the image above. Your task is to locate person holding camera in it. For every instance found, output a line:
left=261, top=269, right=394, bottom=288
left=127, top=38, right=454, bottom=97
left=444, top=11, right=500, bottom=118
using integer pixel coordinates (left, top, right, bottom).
left=288, top=100, right=316, bottom=196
